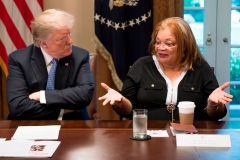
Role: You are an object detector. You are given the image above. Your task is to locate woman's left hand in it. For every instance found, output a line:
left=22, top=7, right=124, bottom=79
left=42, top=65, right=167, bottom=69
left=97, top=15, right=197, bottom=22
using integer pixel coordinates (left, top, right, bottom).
left=208, top=82, right=233, bottom=105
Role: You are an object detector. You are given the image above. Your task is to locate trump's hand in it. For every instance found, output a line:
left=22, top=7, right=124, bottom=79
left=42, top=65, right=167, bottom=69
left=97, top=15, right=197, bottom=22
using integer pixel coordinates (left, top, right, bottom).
left=29, top=91, right=40, bottom=101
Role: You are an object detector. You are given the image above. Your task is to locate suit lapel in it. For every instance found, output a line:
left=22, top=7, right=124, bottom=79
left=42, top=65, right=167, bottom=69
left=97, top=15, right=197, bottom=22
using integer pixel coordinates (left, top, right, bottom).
left=55, top=55, right=71, bottom=89
left=30, top=46, right=48, bottom=90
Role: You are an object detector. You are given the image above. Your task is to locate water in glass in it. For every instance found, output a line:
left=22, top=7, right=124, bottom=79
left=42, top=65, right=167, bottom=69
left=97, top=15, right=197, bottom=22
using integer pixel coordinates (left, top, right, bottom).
left=133, top=114, right=147, bottom=139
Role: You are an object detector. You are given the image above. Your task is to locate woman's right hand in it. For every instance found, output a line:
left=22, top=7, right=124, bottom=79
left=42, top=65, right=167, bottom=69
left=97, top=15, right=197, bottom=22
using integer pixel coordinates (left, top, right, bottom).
left=98, top=83, right=123, bottom=106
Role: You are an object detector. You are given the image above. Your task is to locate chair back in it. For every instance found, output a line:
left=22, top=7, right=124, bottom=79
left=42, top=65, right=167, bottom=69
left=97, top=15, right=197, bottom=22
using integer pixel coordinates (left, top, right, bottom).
left=88, top=53, right=102, bottom=119
left=211, top=67, right=214, bottom=72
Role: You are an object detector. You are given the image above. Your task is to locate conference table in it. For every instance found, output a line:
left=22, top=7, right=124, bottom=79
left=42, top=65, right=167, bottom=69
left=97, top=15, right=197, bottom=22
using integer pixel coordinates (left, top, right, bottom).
left=0, top=120, right=240, bottom=160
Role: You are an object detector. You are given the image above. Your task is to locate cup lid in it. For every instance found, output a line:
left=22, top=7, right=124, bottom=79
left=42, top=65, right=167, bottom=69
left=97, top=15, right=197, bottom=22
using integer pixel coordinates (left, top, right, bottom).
left=178, top=101, right=196, bottom=108
left=178, top=101, right=195, bottom=105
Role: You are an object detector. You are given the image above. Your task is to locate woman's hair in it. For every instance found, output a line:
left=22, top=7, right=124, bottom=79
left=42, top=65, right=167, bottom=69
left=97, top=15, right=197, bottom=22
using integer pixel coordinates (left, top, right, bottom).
left=148, top=17, right=205, bottom=70
left=31, top=9, right=75, bottom=47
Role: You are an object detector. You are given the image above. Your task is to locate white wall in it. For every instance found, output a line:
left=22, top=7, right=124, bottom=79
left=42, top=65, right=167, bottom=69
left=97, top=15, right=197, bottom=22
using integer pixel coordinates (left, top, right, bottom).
left=43, top=0, right=96, bottom=53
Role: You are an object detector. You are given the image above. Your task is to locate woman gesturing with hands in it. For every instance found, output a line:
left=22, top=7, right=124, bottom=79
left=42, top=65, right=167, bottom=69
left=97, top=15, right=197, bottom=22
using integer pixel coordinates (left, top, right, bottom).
left=99, top=17, right=233, bottom=120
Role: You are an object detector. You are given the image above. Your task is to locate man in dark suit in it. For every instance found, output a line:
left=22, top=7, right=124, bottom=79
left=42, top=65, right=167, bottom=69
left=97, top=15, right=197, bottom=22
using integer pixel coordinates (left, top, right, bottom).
left=6, top=9, right=94, bottom=120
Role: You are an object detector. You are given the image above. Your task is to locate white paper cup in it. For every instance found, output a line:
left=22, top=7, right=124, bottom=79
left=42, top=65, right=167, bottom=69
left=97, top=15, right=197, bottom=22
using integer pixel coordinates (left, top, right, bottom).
left=178, top=101, right=195, bottom=125
left=133, top=109, right=148, bottom=139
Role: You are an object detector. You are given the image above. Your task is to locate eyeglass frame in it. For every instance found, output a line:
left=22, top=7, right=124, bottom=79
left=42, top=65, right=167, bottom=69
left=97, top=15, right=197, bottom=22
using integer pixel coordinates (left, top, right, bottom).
left=153, top=40, right=177, bottom=49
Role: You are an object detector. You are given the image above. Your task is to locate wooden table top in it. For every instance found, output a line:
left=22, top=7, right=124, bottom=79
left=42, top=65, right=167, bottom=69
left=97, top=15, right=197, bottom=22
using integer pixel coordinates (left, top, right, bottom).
left=0, top=120, right=240, bottom=160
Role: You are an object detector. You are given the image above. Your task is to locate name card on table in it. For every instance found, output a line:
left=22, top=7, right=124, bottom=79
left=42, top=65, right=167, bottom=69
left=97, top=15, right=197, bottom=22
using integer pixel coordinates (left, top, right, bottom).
left=176, top=134, right=231, bottom=147
left=147, top=130, right=169, bottom=137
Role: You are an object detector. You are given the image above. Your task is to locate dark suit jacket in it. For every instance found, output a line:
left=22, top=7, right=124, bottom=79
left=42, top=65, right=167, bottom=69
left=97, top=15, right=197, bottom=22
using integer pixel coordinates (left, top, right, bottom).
left=7, top=44, right=94, bottom=120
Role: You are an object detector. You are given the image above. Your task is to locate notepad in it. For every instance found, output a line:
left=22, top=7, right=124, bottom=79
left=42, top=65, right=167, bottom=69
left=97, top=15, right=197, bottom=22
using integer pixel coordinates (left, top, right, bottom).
left=170, top=122, right=198, bottom=136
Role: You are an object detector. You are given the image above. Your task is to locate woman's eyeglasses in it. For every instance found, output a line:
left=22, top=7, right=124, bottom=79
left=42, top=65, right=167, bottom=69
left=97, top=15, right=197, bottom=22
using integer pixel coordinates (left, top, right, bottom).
left=154, top=41, right=176, bottom=49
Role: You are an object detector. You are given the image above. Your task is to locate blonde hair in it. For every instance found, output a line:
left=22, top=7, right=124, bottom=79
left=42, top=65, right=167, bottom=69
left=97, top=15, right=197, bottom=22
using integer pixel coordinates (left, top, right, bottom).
left=148, top=17, right=204, bottom=70
left=31, top=9, right=75, bottom=47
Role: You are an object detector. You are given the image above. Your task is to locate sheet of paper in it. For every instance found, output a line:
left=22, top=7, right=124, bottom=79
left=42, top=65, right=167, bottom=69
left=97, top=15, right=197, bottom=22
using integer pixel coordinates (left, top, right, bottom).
left=0, top=138, right=6, bottom=142
left=176, top=134, right=231, bottom=147
left=12, top=125, right=61, bottom=140
left=0, top=140, right=60, bottom=157
left=147, top=130, right=169, bottom=137
left=27, top=141, right=61, bottom=157
left=0, top=140, right=33, bottom=157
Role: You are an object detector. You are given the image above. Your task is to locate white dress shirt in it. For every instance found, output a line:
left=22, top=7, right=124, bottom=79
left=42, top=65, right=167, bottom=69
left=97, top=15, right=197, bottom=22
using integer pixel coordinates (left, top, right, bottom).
left=40, top=47, right=64, bottom=120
